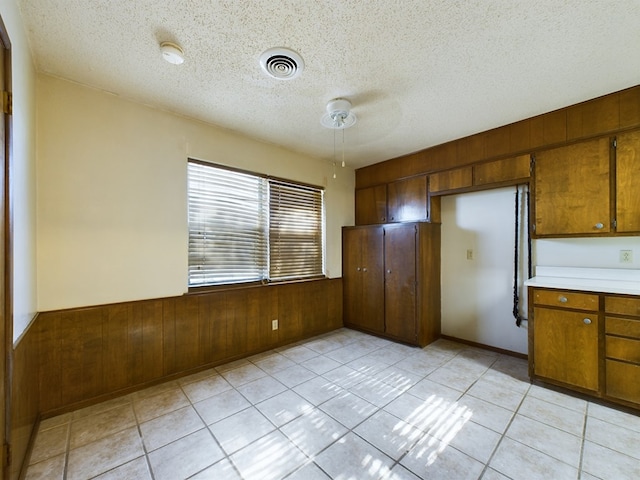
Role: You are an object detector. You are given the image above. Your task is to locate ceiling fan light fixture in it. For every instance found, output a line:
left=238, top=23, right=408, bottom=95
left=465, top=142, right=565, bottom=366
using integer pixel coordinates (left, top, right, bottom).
left=321, top=98, right=357, bottom=129
left=160, top=41, right=184, bottom=65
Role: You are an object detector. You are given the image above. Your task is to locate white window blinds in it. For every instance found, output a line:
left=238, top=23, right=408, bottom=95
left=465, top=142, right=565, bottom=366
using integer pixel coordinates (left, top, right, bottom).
left=269, top=180, right=324, bottom=281
left=187, top=160, right=324, bottom=287
left=188, top=161, right=268, bottom=286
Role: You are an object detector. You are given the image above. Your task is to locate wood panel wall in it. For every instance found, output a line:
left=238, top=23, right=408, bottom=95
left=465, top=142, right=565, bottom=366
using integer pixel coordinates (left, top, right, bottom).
left=356, top=85, right=640, bottom=188
left=11, top=319, right=40, bottom=480
left=17, top=278, right=341, bottom=422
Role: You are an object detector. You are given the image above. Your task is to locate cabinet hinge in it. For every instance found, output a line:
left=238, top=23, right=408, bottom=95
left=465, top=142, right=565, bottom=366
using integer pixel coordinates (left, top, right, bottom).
left=532, top=223, right=536, bottom=233
left=612, top=219, right=617, bottom=229
left=530, top=155, right=536, bottom=174
left=3, top=443, right=11, bottom=468
left=612, top=138, right=617, bottom=149
left=2, top=90, right=12, bottom=115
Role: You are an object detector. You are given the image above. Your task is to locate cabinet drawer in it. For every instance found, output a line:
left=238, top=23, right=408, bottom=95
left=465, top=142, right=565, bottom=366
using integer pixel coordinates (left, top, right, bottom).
left=605, top=296, right=640, bottom=317
left=605, top=317, right=640, bottom=338
left=533, top=289, right=598, bottom=311
left=606, top=336, right=640, bottom=363
left=606, top=359, right=640, bottom=404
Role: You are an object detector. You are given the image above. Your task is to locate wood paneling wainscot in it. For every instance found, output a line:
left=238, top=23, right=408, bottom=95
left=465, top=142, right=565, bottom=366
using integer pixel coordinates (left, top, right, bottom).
left=36, top=278, right=342, bottom=416
left=10, top=319, right=40, bottom=480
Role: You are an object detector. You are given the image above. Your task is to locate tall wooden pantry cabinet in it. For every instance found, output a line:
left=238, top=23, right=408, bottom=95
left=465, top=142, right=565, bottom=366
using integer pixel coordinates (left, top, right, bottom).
left=342, top=222, right=441, bottom=347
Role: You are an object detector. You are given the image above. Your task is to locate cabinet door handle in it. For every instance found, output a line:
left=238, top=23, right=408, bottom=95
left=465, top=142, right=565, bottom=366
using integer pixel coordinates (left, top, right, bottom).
left=362, top=268, right=367, bottom=272
left=381, top=217, right=386, bottom=222
left=594, top=223, right=604, bottom=230
left=356, top=267, right=361, bottom=272
left=387, top=269, right=392, bottom=274
left=583, top=318, right=592, bottom=325
left=558, top=296, right=568, bottom=303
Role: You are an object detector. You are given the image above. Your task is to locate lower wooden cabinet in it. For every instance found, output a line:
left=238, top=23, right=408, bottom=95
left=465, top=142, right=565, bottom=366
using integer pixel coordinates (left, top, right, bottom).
left=604, top=296, right=640, bottom=404
left=529, top=288, right=640, bottom=409
left=343, top=222, right=441, bottom=346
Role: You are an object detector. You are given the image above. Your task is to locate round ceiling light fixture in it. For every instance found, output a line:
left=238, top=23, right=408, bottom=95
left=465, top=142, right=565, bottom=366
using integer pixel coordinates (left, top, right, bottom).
left=321, top=98, right=357, bottom=129
left=259, top=47, right=304, bottom=80
left=160, top=42, right=185, bottom=65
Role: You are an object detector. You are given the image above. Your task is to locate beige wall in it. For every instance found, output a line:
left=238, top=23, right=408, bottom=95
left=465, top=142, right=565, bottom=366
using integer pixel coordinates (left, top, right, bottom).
left=1, top=1, right=38, bottom=342
left=36, top=75, right=354, bottom=311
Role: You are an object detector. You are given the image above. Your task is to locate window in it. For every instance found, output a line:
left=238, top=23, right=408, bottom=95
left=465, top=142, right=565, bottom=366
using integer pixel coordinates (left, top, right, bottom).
left=188, top=160, right=324, bottom=287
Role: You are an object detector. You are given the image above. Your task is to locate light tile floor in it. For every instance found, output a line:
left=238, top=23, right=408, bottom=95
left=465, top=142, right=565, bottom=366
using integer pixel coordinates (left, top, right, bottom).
left=24, top=328, right=640, bottom=480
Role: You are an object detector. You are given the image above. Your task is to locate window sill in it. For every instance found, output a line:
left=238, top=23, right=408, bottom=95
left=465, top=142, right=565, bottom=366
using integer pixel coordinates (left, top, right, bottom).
left=186, top=275, right=328, bottom=296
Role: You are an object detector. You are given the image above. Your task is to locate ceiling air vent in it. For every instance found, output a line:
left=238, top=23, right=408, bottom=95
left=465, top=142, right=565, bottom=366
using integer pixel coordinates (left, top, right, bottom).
left=259, top=47, right=304, bottom=80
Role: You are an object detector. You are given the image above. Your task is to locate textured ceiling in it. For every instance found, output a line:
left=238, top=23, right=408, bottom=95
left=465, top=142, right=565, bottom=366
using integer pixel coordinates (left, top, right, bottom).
left=17, top=0, right=640, bottom=169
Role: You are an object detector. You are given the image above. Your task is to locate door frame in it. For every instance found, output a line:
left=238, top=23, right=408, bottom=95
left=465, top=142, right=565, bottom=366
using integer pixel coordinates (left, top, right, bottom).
left=0, top=14, right=12, bottom=480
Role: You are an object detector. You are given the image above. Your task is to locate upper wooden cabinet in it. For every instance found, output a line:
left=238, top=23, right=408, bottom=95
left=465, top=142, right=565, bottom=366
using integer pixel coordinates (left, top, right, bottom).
left=533, top=131, right=640, bottom=237
left=533, top=137, right=612, bottom=236
left=429, top=167, right=472, bottom=194
left=355, top=185, right=387, bottom=225
left=616, top=130, right=640, bottom=233
left=387, top=176, right=428, bottom=223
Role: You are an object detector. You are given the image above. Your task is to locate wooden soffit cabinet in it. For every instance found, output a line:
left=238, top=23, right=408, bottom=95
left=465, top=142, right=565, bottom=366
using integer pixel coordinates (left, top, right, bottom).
left=356, top=85, right=640, bottom=189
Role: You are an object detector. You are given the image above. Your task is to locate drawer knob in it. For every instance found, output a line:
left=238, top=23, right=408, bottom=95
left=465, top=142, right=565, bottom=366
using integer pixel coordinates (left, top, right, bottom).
left=558, top=296, right=568, bottom=303
left=356, top=267, right=361, bottom=271
left=362, top=268, right=367, bottom=272
left=595, top=223, right=604, bottom=230
left=583, top=318, right=592, bottom=325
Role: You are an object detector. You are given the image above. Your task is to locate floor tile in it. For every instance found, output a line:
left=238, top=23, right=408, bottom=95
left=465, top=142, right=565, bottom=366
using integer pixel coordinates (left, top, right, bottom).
left=383, top=391, right=454, bottom=434
left=209, top=406, right=275, bottom=454
left=322, top=364, right=366, bottom=389
left=67, top=427, right=144, bottom=480
left=320, top=391, right=378, bottom=429
left=325, top=344, right=369, bottom=364
left=527, top=384, right=588, bottom=413
left=147, top=428, right=223, bottom=480
left=480, top=468, right=512, bottom=480
left=190, top=458, right=242, bottom=480
left=70, top=403, right=137, bottom=449
left=347, top=355, right=393, bottom=376
left=286, top=462, right=331, bottom=480
left=236, top=375, right=287, bottom=404
left=350, top=378, right=404, bottom=408
left=394, top=352, right=445, bottom=377
left=301, top=355, right=342, bottom=375
left=278, top=344, right=319, bottom=363
left=427, top=365, right=482, bottom=392
left=280, top=409, right=348, bottom=456
left=220, top=363, right=267, bottom=387
left=466, top=377, right=526, bottom=411
left=193, top=388, right=251, bottom=425
left=489, top=437, right=578, bottom=480
left=506, top=414, right=582, bottom=467
left=255, top=389, right=314, bottom=427
left=518, top=395, right=585, bottom=436
left=29, top=423, right=69, bottom=465
left=271, top=363, right=317, bottom=388
left=354, top=410, right=424, bottom=460
left=382, top=464, right=422, bottom=480
left=180, top=373, right=232, bottom=403
left=587, top=401, right=640, bottom=433
left=408, top=377, right=463, bottom=403
left=584, top=415, right=640, bottom=460
left=400, top=433, right=485, bottom=480
left=438, top=419, right=501, bottom=464
left=139, top=405, right=205, bottom=452
left=72, top=394, right=133, bottom=419
left=314, top=432, right=394, bottom=480
left=293, top=376, right=343, bottom=405
left=133, top=387, right=190, bottom=423
left=581, top=440, right=640, bottom=480
left=24, top=453, right=65, bottom=480
left=370, top=365, right=423, bottom=392
left=214, top=357, right=250, bottom=373
left=456, top=394, right=514, bottom=434
left=37, top=413, right=71, bottom=431
left=230, top=430, right=307, bottom=480
left=92, top=456, right=151, bottom=480
left=254, top=353, right=297, bottom=374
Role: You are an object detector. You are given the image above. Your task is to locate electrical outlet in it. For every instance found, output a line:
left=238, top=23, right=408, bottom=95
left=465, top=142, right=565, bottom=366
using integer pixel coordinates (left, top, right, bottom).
left=620, top=250, right=633, bottom=264
left=272, top=319, right=279, bottom=330
left=466, top=249, right=474, bottom=260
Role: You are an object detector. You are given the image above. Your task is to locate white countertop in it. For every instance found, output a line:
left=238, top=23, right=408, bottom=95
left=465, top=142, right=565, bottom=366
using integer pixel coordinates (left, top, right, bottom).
left=525, top=266, right=640, bottom=296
